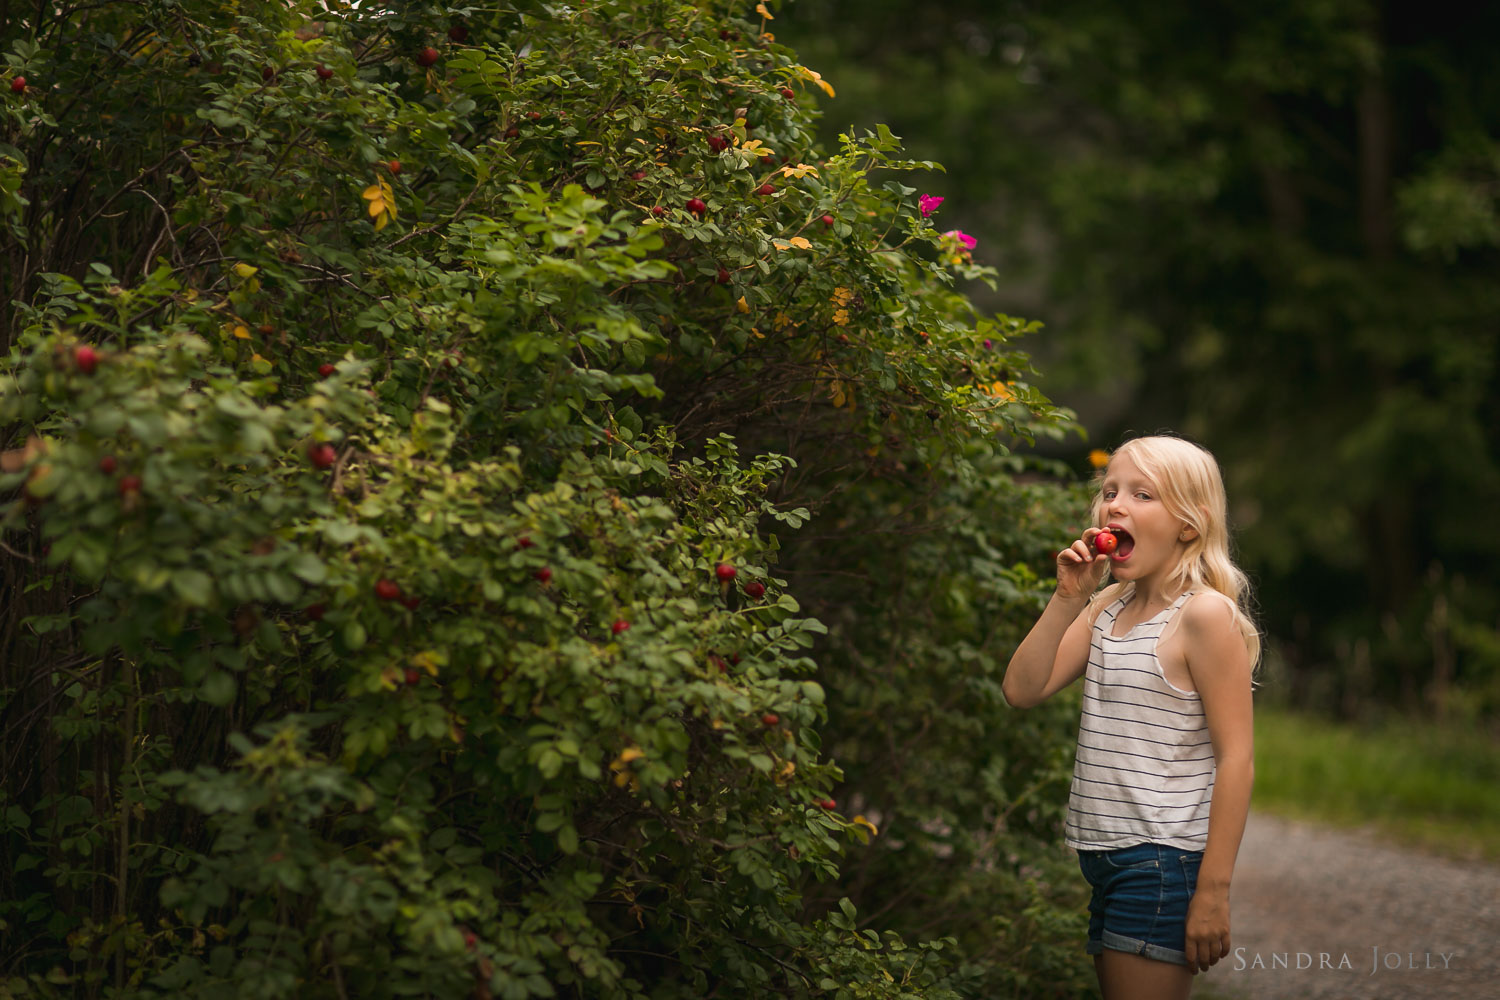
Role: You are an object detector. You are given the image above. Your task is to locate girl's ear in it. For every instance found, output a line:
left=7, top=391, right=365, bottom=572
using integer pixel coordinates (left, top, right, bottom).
left=1179, top=527, right=1198, bottom=542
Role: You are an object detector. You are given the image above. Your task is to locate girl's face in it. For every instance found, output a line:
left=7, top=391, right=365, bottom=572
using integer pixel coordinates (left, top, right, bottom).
left=1099, top=452, right=1192, bottom=589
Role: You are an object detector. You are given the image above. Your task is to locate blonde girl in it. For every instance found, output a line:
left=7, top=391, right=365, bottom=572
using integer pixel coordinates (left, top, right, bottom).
left=1002, top=435, right=1257, bottom=1000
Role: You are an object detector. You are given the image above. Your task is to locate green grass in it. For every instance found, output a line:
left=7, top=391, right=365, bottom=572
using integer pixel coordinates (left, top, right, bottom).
left=1251, top=706, right=1500, bottom=862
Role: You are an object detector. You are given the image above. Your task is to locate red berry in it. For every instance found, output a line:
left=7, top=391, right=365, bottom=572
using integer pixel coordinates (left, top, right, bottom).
left=517, top=535, right=533, bottom=549
left=720, top=29, right=732, bottom=40
left=650, top=205, right=665, bottom=217
left=10, top=76, right=26, bottom=94
left=375, top=578, right=401, bottom=601
left=1094, top=530, right=1119, bottom=555
left=761, top=713, right=779, bottom=727
left=760, top=155, right=774, bottom=165
left=463, top=930, right=477, bottom=949
left=780, top=87, right=795, bottom=100
left=387, top=159, right=402, bottom=174
left=119, top=475, right=142, bottom=496
left=716, top=563, right=737, bottom=581
left=756, top=183, right=776, bottom=196
left=819, top=798, right=836, bottom=810
left=400, top=595, right=422, bottom=609
left=318, top=363, right=336, bottom=377
left=821, top=214, right=834, bottom=227
left=836, top=333, right=850, bottom=344
left=716, top=267, right=731, bottom=284
left=448, top=24, right=469, bottom=43
left=98, top=455, right=117, bottom=475
left=686, top=198, right=707, bottom=216
left=306, top=602, right=326, bottom=621
left=534, top=567, right=552, bottom=583
left=611, top=619, right=630, bottom=635
left=405, top=668, right=421, bottom=685
left=74, top=345, right=99, bottom=374
left=308, top=443, right=337, bottom=469
left=416, top=46, right=440, bottom=68
left=527, top=111, right=542, bottom=121
left=262, top=65, right=277, bottom=82
left=707, top=135, right=729, bottom=153
left=316, top=64, right=333, bottom=80
left=630, top=170, right=647, bottom=181
left=744, top=581, right=765, bottom=599
left=505, top=125, right=519, bottom=138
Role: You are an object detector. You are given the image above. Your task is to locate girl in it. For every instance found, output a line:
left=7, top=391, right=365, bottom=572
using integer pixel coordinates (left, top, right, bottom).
left=1002, top=436, right=1257, bottom=1000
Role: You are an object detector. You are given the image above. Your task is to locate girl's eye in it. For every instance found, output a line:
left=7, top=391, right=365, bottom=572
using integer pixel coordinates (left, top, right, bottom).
left=1136, top=492, right=1152, bottom=501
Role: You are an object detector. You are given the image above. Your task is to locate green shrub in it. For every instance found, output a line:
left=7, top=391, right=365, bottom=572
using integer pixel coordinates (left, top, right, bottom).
left=0, top=3, right=1089, bottom=997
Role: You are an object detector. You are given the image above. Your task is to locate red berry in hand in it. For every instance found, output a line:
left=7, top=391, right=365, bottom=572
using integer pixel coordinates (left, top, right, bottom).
left=448, top=24, right=469, bottom=43
left=744, top=581, right=765, bottom=599
left=306, top=602, right=326, bottom=621
left=308, top=443, right=337, bottom=469
left=315, top=64, right=333, bottom=80
left=534, top=567, right=551, bottom=583
left=716, top=563, right=737, bottom=581
left=375, top=578, right=401, bottom=601
left=74, top=345, right=99, bottom=374
left=10, top=76, right=26, bottom=94
left=416, top=46, right=440, bottom=67
left=1094, top=530, right=1119, bottom=555
left=611, top=619, right=630, bottom=635
left=99, top=455, right=117, bottom=475
left=686, top=198, right=707, bottom=216
left=119, top=475, right=142, bottom=496
left=761, top=713, right=779, bottom=726
left=405, top=668, right=421, bottom=685
left=780, top=87, right=795, bottom=100
left=318, top=363, right=336, bottom=377
left=756, top=183, right=776, bottom=196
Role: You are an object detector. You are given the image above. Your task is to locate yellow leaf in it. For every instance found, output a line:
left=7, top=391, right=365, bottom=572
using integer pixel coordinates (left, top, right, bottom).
left=779, top=163, right=819, bottom=179
left=367, top=198, right=386, bottom=218
left=232, top=263, right=258, bottom=279
left=575, top=140, right=603, bottom=146
left=736, top=296, right=749, bottom=313
left=361, top=183, right=384, bottom=200
left=373, top=212, right=390, bottom=231
left=787, top=236, right=812, bottom=250
left=797, top=67, right=836, bottom=98
left=852, top=814, right=879, bottom=837
left=756, top=2, right=774, bottom=19
left=232, top=325, right=250, bottom=340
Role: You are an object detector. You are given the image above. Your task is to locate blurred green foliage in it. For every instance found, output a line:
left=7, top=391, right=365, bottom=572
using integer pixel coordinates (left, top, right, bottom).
left=782, top=0, right=1500, bottom=723
left=0, top=2, right=1096, bottom=997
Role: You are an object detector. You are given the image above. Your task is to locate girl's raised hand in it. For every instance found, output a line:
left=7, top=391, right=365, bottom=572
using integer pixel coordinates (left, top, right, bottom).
left=1055, top=527, right=1110, bottom=600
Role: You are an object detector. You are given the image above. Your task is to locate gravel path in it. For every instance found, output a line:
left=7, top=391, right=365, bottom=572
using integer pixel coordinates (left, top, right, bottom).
left=1193, top=811, right=1500, bottom=999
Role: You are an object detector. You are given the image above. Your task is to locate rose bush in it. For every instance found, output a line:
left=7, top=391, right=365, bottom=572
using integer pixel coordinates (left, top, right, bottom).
left=1, top=3, right=1091, bottom=997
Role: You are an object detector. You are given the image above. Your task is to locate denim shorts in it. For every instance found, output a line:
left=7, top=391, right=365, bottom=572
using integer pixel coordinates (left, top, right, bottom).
left=1076, top=842, right=1203, bottom=966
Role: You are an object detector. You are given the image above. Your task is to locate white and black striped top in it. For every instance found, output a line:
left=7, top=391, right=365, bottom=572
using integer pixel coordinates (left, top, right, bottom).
left=1063, top=590, right=1214, bottom=851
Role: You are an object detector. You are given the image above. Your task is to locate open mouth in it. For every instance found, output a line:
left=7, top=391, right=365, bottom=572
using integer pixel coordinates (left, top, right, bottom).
left=1106, top=525, right=1135, bottom=560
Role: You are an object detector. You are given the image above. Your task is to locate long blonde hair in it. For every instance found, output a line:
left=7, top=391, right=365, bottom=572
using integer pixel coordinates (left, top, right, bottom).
left=1089, top=435, right=1261, bottom=666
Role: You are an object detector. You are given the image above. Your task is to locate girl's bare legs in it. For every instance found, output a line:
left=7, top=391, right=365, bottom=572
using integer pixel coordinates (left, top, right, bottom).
left=1095, top=950, right=1193, bottom=1000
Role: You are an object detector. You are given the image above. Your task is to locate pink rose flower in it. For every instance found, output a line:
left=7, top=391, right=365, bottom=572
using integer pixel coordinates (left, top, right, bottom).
left=943, top=229, right=977, bottom=250
left=919, top=194, right=945, bottom=217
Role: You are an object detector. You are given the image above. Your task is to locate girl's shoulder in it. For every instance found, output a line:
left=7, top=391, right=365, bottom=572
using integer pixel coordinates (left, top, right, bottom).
left=1179, top=588, right=1239, bottom=632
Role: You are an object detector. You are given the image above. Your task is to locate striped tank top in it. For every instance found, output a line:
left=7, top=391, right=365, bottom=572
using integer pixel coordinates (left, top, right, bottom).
left=1063, top=590, right=1214, bottom=851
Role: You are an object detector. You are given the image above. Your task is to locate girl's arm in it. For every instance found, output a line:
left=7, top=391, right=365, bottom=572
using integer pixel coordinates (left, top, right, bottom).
left=1002, top=528, right=1110, bottom=709
left=1180, top=592, right=1255, bottom=975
